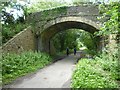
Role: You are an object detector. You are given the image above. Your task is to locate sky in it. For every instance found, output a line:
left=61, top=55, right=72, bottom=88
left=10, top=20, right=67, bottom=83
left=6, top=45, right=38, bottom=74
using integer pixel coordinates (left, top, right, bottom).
left=17, top=0, right=120, bottom=5
left=28, top=0, right=97, bottom=3
left=1, top=0, right=119, bottom=24
left=26, top=0, right=72, bottom=3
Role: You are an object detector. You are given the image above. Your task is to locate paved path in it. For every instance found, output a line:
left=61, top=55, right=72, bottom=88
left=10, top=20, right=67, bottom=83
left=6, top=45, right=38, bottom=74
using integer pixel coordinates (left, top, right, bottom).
left=4, top=53, right=80, bottom=88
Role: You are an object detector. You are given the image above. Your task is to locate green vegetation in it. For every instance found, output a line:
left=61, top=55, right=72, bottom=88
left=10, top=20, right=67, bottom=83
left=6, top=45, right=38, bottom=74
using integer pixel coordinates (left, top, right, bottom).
left=72, top=0, right=93, bottom=5
left=0, top=54, right=2, bottom=86
left=71, top=1, right=120, bottom=88
left=1, top=0, right=119, bottom=88
left=2, top=23, right=28, bottom=44
left=71, top=54, right=119, bottom=88
left=97, top=2, right=120, bottom=35
left=52, top=29, right=98, bottom=55
left=1, top=1, right=68, bottom=44
left=2, top=51, right=52, bottom=85
left=1, top=1, right=27, bottom=44
left=27, top=1, right=68, bottom=13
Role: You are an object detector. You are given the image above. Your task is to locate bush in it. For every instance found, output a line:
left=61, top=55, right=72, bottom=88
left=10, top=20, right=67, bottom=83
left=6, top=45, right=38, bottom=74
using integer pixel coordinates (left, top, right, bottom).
left=71, top=58, right=119, bottom=88
left=2, top=23, right=28, bottom=44
left=2, top=51, right=52, bottom=85
left=96, top=53, right=120, bottom=81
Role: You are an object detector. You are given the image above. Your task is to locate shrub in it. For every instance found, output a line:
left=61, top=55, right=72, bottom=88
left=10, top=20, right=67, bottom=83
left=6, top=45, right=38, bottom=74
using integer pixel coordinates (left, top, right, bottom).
left=71, top=58, right=119, bottom=88
left=2, top=23, right=28, bottom=44
left=95, top=53, right=120, bottom=81
left=2, top=51, right=52, bottom=85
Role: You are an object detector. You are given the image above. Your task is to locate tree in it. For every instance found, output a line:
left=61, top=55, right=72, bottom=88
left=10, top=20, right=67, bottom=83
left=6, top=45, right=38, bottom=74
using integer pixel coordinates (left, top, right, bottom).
left=96, top=2, right=120, bottom=61
left=52, top=29, right=97, bottom=55
left=1, top=1, right=27, bottom=25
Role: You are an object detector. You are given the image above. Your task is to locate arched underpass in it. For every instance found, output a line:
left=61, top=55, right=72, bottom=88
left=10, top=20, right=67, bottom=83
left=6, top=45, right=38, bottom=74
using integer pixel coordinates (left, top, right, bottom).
left=4, top=17, right=102, bottom=88
left=27, top=5, right=103, bottom=54
left=39, top=16, right=101, bottom=54
left=3, top=5, right=106, bottom=88
left=2, top=5, right=104, bottom=54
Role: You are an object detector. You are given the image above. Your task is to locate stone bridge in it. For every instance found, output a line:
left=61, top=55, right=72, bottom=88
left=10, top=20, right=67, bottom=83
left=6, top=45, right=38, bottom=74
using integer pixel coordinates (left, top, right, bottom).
left=2, top=4, right=104, bottom=54
left=27, top=4, right=102, bottom=54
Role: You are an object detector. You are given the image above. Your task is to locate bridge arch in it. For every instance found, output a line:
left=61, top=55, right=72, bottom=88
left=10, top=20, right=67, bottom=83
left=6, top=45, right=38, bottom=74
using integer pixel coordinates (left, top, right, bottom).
left=42, top=16, right=100, bottom=33
left=38, top=16, right=101, bottom=54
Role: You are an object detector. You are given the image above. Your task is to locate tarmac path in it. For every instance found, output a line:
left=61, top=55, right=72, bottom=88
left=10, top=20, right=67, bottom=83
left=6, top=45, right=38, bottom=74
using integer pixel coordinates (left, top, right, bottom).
left=4, top=53, right=81, bottom=88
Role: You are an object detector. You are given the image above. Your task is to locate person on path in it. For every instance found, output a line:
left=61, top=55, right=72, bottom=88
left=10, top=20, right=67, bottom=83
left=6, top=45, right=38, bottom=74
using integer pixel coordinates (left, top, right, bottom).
left=74, top=47, right=76, bottom=55
left=66, top=47, right=69, bottom=56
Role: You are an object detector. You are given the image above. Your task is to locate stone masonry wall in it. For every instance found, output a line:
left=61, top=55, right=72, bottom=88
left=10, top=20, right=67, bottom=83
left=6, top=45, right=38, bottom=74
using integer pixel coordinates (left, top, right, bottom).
left=1, top=26, right=36, bottom=54
left=27, top=5, right=101, bottom=35
left=26, top=5, right=102, bottom=54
